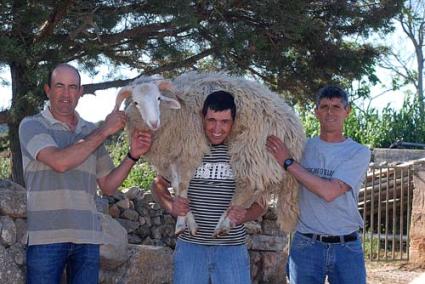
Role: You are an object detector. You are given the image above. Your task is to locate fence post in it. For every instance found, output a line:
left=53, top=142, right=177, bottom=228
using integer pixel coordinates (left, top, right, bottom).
left=410, top=161, right=425, bottom=267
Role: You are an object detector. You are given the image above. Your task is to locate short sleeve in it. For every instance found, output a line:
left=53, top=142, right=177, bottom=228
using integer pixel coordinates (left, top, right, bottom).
left=332, top=147, right=371, bottom=193
left=19, top=118, right=57, bottom=160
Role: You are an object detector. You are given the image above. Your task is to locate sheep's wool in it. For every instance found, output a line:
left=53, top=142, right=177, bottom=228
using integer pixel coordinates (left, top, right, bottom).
left=126, top=72, right=306, bottom=232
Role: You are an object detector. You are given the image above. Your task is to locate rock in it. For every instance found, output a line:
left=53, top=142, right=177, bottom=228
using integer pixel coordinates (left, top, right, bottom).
left=116, top=198, right=130, bottom=210
left=245, top=221, right=262, bottom=235
left=100, top=214, right=128, bottom=270
left=0, top=245, right=24, bottom=284
left=14, top=219, right=27, bottom=245
left=100, top=245, right=173, bottom=284
left=128, top=234, right=142, bottom=244
left=121, top=209, right=140, bottom=221
left=0, top=216, right=16, bottom=247
left=122, top=187, right=143, bottom=200
left=116, top=218, right=140, bottom=233
left=8, top=243, right=25, bottom=266
left=108, top=204, right=120, bottom=218
left=259, top=251, right=287, bottom=283
left=247, top=234, right=286, bottom=251
left=0, top=186, right=26, bottom=218
left=262, top=219, right=283, bottom=236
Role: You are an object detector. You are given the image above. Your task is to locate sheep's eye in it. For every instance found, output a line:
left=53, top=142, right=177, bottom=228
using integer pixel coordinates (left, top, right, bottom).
left=134, top=102, right=138, bottom=105
left=158, top=97, right=161, bottom=101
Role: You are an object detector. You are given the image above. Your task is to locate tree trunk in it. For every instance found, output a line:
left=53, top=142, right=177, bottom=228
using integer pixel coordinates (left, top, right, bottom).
left=8, top=62, right=43, bottom=186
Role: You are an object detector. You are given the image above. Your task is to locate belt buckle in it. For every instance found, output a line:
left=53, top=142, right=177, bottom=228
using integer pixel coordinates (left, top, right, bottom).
left=319, top=234, right=330, bottom=242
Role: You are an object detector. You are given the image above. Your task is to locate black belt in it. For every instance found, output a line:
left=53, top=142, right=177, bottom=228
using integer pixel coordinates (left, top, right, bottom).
left=301, top=232, right=357, bottom=243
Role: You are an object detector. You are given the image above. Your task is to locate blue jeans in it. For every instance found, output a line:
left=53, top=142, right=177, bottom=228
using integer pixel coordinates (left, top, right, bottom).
left=288, top=232, right=366, bottom=284
left=173, top=239, right=251, bottom=284
left=26, top=243, right=100, bottom=284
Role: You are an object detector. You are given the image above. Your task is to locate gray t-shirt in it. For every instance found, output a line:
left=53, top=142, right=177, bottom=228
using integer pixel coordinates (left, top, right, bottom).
left=296, top=136, right=371, bottom=236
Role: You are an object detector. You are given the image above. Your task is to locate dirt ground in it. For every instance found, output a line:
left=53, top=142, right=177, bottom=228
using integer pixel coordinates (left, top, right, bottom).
left=366, top=261, right=425, bottom=284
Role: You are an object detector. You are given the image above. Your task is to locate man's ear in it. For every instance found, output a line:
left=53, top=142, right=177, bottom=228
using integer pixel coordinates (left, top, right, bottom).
left=345, top=104, right=352, bottom=117
left=43, top=84, right=51, bottom=98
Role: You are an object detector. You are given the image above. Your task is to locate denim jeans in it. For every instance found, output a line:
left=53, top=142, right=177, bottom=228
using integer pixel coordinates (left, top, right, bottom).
left=26, top=243, right=100, bottom=284
left=288, top=232, right=366, bottom=284
left=173, top=239, right=251, bottom=284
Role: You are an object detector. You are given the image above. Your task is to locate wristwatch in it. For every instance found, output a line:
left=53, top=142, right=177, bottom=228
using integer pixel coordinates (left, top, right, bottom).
left=283, top=158, right=295, bottom=171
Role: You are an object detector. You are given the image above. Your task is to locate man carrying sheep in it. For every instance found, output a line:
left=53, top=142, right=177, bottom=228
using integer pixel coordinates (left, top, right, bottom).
left=266, top=86, right=371, bottom=284
left=19, top=63, right=152, bottom=283
left=152, top=90, right=266, bottom=284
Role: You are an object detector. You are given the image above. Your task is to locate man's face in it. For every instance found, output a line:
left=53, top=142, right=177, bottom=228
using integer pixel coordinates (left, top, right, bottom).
left=44, top=66, right=82, bottom=120
left=203, top=108, right=234, bottom=145
left=315, top=97, right=350, bottom=133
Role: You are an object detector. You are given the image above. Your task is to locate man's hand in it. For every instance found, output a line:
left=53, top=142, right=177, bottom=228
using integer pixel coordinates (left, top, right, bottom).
left=227, top=205, right=248, bottom=226
left=129, top=130, right=152, bottom=159
left=266, top=135, right=290, bottom=166
left=169, top=196, right=190, bottom=217
left=101, top=110, right=127, bottom=137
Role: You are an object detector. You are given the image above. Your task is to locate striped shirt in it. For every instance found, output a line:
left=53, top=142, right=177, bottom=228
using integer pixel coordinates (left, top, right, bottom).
left=179, top=144, right=246, bottom=245
left=19, top=108, right=114, bottom=246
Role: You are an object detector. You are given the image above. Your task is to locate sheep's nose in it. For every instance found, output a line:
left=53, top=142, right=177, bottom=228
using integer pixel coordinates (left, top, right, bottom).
left=149, top=120, right=159, bottom=130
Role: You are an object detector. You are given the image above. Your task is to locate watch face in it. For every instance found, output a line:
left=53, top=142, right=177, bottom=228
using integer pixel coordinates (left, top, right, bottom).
left=284, top=158, right=294, bottom=170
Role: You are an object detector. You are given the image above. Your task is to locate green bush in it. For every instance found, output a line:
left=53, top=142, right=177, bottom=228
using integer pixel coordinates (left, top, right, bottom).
left=106, top=132, right=156, bottom=191
left=0, top=154, right=11, bottom=179
left=299, top=96, right=425, bottom=149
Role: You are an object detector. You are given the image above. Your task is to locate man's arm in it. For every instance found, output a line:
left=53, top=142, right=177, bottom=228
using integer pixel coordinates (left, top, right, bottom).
left=97, top=130, right=152, bottom=196
left=227, top=201, right=267, bottom=226
left=151, top=175, right=190, bottom=217
left=266, top=135, right=349, bottom=202
left=37, top=111, right=126, bottom=173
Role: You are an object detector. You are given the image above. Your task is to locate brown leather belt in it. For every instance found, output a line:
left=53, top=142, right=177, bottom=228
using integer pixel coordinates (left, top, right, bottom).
left=301, top=232, right=357, bottom=243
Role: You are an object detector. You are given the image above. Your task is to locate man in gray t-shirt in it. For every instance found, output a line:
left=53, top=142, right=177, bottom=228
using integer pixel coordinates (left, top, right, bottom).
left=266, top=86, right=370, bottom=284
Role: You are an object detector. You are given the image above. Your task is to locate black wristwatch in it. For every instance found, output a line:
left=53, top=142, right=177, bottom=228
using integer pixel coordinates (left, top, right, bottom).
left=283, top=158, right=295, bottom=171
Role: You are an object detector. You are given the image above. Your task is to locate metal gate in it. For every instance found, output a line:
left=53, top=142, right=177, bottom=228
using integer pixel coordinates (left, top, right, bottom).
left=358, top=164, right=414, bottom=261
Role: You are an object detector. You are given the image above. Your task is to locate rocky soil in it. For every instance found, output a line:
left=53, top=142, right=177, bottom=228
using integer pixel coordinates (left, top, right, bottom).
left=366, top=261, right=425, bottom=284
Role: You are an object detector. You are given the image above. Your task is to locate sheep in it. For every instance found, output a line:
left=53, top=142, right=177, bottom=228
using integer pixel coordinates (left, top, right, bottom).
left=115, top=72, right=305, bottom=235
left=114, top=77, right=201, bottom=235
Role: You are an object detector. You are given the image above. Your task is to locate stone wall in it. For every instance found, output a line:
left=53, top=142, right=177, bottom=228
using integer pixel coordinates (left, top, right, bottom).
left=411, top=161, right=425, bottom=268
left=0, top=180, right=288, bottom=283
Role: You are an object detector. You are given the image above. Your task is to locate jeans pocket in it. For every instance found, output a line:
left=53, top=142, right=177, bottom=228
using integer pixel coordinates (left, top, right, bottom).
left=342, top=240, right=363, bottom=254
left=291, top=234, right=314, bottom=250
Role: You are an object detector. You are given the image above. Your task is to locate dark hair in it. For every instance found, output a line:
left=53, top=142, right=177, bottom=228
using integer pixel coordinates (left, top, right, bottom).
left=316, top=85, right=349, bottom=108
left=47, top=63, right=81, bottom=87
left=202, top=90, right=236, bottom=120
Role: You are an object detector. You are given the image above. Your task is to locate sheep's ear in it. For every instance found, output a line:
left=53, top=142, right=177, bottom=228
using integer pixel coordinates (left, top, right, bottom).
left=115, top=86, right=133, bottom=111
left=156, top=80, right=175, bottom=92
left=160, top=94, right=181, bottom=109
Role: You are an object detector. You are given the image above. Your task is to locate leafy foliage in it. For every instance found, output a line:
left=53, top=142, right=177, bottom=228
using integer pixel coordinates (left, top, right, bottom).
left=300, top=96, right=425, bottom=149
left=106, top=132, right=156, bottom=191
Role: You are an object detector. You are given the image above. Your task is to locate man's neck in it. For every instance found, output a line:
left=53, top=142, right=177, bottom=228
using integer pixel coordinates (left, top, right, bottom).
left=319, top=132, right=346, bottom=143
left=50, top=109, right=78, bottom=131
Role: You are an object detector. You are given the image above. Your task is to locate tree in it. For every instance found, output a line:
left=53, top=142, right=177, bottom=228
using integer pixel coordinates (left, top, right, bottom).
left=0, top=0, right=402, bottom=185
left=379, top=0, right=424, bottom=115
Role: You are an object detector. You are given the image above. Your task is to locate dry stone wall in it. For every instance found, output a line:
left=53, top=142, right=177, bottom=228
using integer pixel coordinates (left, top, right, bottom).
left=0, top=180, right=288, bottom=283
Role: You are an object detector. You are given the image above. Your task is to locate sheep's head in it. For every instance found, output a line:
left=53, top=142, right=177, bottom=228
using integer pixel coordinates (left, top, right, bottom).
left=114, top=80, right=181, bottom=131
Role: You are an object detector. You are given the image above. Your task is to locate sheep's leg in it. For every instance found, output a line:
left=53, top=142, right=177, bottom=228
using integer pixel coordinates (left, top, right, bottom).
left=171, top=164, right=198, bottom=235
left=170, top=164, right=186, bottom=235
left=176, top=188, right=198, bottom=236
left=213, top=180, right=255, bottom=237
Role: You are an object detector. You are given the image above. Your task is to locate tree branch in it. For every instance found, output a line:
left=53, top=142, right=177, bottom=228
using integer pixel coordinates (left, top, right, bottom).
left=82, top=48, right=215, bottom=95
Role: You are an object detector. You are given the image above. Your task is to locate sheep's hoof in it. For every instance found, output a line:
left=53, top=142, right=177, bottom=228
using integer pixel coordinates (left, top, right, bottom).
left=175, top=216, right=186, bottom=235
left=213, top=214, right=233, bottom=238
left=186, top=211, right=198, bottom=236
